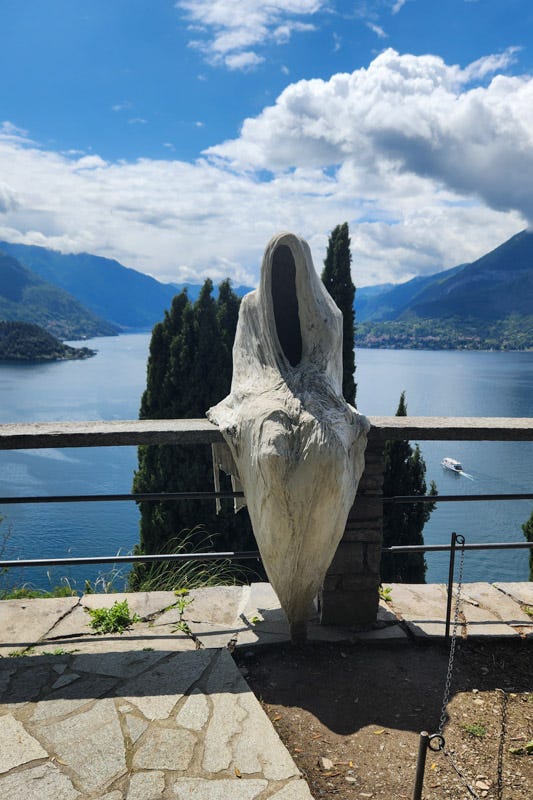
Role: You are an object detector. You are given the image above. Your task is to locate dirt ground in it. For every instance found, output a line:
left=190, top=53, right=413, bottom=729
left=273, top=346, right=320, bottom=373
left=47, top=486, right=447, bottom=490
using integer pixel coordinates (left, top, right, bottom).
left=235, top=639, right=532, bottom=800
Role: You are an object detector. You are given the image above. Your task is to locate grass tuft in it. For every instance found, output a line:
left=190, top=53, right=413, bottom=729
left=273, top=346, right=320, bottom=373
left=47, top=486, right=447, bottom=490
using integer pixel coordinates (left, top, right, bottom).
left=462, top=721, right=487, bottom=739
left=128, top=527, right=259, bottom=592
left=85, top=599, right=140, bottom=634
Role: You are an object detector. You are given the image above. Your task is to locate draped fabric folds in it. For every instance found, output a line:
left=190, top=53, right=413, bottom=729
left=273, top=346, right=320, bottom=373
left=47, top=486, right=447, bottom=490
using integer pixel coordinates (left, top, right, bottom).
left=207, top=232, right=369, bottom=641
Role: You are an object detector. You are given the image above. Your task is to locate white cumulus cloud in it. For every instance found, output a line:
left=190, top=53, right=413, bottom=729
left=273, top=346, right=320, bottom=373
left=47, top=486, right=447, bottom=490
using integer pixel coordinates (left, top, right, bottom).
left=176, top=0, right=325, bottom=69
left=0, top=182, right=19, bottom=214
left=0, top=49, right=529, bottom=288
left=208, top=48, right=533, bottom=223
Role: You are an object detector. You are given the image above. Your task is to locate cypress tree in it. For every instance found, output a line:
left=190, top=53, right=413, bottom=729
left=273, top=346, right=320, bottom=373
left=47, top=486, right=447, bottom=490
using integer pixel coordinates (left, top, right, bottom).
left=130, top=281, right=256, bottom=589
left=381, top=391, right=437, bottom=583
left=521, top=509, right=533, bottom=580
left=321, top=222, right=356, bottom=405
left=217, top=278, right=241, bottom=388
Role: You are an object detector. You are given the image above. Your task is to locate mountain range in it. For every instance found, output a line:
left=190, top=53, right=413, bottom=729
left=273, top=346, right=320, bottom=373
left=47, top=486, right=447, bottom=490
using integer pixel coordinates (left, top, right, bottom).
left=0, top=242, right=180, bottom=330
left=355, top=229, right=533, bottom=349
left=357, top=229, right=533, bottom=324
left=0, top=241, right=253, bottom=336
left=0, top=229, right=531, bottom=349
left=0, top=251, right=117, bottom=339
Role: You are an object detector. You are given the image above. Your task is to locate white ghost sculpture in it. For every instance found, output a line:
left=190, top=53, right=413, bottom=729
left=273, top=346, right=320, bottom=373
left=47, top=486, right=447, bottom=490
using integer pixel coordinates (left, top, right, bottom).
left=207, top=232, right=369, bottom=642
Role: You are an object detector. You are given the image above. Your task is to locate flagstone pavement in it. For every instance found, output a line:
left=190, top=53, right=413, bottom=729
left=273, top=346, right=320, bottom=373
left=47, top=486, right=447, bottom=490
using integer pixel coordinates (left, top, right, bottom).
left=0, top=581, right=532, bottom=799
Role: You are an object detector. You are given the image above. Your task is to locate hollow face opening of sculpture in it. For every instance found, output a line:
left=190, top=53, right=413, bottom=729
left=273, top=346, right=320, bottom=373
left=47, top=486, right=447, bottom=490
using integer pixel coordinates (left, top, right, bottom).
left=270, top=244, right=303, bottom=368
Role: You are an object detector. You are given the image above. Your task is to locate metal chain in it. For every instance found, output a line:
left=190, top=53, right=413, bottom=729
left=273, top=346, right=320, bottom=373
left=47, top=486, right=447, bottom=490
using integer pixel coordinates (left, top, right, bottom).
left=441, top=750, right=481, bottom=799
left=441, top=690, right=509, bottom=800
left=430, top=534, right=484, bottom=800
left=427, top=537, right=511, bottom=800
left=437, top=533, right=465, bottom=737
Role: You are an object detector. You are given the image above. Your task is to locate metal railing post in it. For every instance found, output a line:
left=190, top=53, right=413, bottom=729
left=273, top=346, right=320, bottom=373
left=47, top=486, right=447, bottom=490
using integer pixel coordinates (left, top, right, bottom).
left=412, top=730, right=430, bottom=800
left=444, top=532, right=458, bottom=643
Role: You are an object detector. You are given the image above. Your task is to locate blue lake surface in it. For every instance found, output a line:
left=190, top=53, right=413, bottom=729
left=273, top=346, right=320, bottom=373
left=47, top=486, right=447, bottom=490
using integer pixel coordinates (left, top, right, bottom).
left=355, top=348, right=533, bottom=584
left=0, top=335, right=532, bottom=590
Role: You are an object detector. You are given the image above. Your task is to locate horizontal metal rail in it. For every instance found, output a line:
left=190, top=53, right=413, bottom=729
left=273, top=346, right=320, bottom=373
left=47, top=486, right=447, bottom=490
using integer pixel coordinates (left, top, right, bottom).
left=0, top=491, right=245, bottom=505
left=384, top=493, right=533, bottom=503
left=1, top=491, right=531, bottom=505
left=0, top=551, right=262, bottom=569
left=382, top=541, right=533, bottom=553
left=1, top=489, right=531, bottom=569
left=1, top=541, right=532, bottom=571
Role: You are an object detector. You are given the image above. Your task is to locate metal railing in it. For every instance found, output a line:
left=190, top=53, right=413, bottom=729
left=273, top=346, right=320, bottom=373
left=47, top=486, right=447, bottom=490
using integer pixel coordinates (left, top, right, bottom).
left=1, top=416, right=532, bottom=600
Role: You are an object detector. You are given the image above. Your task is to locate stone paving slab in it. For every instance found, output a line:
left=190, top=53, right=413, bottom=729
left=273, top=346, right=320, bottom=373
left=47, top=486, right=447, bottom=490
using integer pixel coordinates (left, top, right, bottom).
left=1, top=582, right=531, bottom=799
left=4, top=581, right=530, bottom=656
left=385, top=582, right=532, bottom=640
left=39, top=622, right=197, bottom=656
left=229, top=583, right=408, bottom=646
left=0, top=596, right=79, bottom=655
left=462, top=582, right=533, bottom=635
left=1, top=582, right=530, bottom=655
left=46, top=592, right=178, bottom=642
left=384, top=583, right=449, bottom=638
left=81, top=591, right=177, bottom=617
left=459, top=599, right=520, bottom=638
left=493, top=582, right=533, bottom=607
left=0, top=646, right=313, bottom=799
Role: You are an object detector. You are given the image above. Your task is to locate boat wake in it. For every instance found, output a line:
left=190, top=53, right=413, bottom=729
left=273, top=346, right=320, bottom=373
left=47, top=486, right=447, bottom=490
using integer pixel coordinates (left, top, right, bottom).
left=458, top=471, right=474, bottom=480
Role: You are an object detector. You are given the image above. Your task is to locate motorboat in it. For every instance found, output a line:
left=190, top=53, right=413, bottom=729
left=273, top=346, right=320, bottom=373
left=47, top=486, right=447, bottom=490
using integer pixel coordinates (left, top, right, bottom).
left=441, top=457, right=463, bottom=473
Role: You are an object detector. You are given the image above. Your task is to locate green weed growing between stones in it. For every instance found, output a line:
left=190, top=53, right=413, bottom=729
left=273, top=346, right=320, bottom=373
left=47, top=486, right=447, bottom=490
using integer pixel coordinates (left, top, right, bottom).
left=172, top=588, right=193, bottom=636
left=85, top=599, right=140, bottom=634
left=379, top=585, right=393, bottom=603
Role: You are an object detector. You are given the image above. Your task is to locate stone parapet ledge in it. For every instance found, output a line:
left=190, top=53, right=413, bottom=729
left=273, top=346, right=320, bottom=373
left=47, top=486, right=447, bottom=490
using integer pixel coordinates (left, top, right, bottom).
left=1, top=416, right=532, bottom=450
left=319, top=414, right=533, bottom=627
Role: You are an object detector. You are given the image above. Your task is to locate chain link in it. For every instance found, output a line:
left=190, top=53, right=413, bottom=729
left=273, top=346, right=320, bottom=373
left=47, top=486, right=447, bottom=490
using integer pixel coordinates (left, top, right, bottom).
left=428, top=535, right=511, bottom=800
left=437, top=533, right=465, bottom=737
left=442, top=750, right=481, bottom=800
left=441, top=691, right=509, bottom=800
left=442, top=749, right=481, bottom=799
left=434, top=534, right=484, bottom=799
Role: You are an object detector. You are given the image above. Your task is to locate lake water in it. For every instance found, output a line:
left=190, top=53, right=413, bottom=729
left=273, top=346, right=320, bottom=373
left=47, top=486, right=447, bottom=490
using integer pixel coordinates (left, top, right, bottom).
left=0, top=334, right=532, bottom=590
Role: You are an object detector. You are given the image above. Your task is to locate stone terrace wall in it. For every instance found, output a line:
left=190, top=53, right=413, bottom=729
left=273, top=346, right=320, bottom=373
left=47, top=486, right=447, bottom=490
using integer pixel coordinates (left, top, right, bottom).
left=320, top=436, right=384, bottom=625
left=1, top=417, right=532, bottom=628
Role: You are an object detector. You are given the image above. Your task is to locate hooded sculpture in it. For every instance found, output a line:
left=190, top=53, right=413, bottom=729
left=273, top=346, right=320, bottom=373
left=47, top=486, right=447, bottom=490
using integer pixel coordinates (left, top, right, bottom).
left=208, top=232, right=369, bottom=642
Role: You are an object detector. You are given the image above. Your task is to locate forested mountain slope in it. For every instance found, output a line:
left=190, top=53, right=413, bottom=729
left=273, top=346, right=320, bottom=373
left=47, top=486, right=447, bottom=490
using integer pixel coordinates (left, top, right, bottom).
left=0, top=241, right=177, bottom=330
left=0, top=251, right=117, bottom=339
left=356, top=230, right=533, bottom=349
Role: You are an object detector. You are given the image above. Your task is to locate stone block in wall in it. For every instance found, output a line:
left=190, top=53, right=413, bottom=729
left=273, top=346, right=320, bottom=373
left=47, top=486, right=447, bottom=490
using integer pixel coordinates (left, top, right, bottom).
left=328, top=544, right=381, bottom=581
left=342, top=524, right=382, bottom=543
left=320, top=436, right=385, bottom=627
left=364, top=542, right=382, bottom=574
left=320, top=588, right=380, bottom=626
left=338, top=573, right=379, bottom=592
left=328, top=542, right=364, bottom=574
left=357, top=481, right=383, bottom=495
left=346, top=496, right=382, bottom=523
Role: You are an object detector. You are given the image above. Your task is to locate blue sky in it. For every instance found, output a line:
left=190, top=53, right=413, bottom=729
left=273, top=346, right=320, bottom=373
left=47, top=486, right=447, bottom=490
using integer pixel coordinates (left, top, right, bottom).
left=1, top=1, right=532, bottom=287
